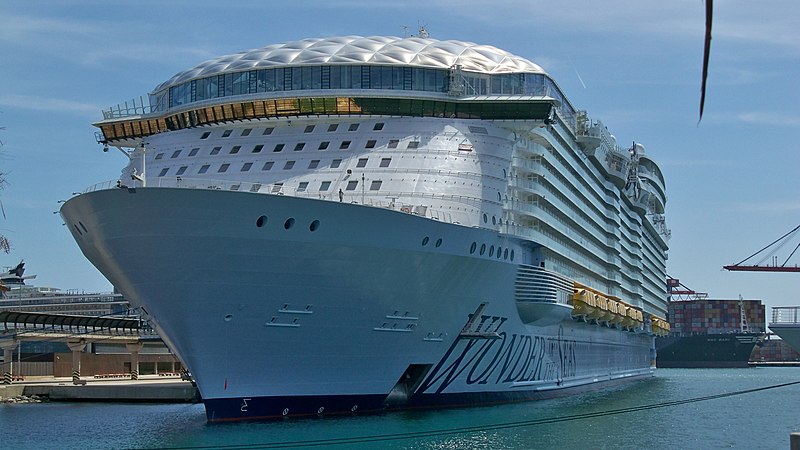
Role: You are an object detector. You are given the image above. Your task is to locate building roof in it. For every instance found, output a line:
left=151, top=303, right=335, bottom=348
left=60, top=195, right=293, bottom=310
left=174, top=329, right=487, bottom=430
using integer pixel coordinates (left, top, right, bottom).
left=153, top=35, right=546, bottom=93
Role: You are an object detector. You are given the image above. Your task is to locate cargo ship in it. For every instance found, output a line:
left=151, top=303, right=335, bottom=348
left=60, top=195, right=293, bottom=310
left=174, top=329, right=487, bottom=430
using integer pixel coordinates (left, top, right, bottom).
left=60, top=33, right=671, bottom=422
left=657, top=280, right=764, bottom=368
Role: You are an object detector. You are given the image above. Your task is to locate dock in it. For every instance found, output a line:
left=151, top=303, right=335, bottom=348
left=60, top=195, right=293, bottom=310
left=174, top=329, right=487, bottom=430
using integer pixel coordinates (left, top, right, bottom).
left=0, top=374, right=200, bottom=403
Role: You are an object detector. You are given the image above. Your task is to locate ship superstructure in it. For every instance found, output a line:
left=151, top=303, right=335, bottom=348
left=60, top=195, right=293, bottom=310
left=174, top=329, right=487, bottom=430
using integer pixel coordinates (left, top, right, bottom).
left=61, top=35, right=670, bottom=421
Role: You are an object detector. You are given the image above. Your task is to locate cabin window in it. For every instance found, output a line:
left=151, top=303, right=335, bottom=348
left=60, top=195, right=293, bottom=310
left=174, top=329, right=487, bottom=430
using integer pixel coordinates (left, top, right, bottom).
left=198, top=164, right=210, bottom=174
left=320, top=181, right=331, bottom=191
left=252, top=144, right=264, bottom=153
left=348, top=123, right=359, bottom=131
left=365, top=140, right=377, bottom=149
left=298, top=181, right=309, bottom=191
left=241, top=128, right=252, bottom=136
left=176, top=166, right=188, bottom=176
left=273, top=143, right=285, bottom=152
left=284, top=161, right=295, bottom=170
left=373, top=122, right=384, bottom=131
left=407, top=141, right=419, bottom=149
left=262, top=161, right=274, bottom=171
left=263, top=127, right=274, bottom=135
left=210, top=147, right=221, bottom=155
left=230, top=146, right=241, bottom=154
left=222, top=130, right=232, bottom=137
left=308, top=160, right=320, bottom=169
left=369, top=180, right=382, bottom=191
left=241, top=162, right=253, bottom=172
left=346, top=180, right=358, bottom=190
left=356, top=158, right=368, bottom=168
left=318, top=141, right=330, bottom=150
left=304, top=125, right=315, bottom=133
left=154, top=153, right=164, bottom=160
left=293, top=142, right=305, bottom=151
left=188, top=148, right=199, bottom=156
left=380, top=158, right=391, bottom=167
left=330, top=159, right=342, bottom=168
left=200, top=132, right=211, bottom=139
left=158, top=168, right=169, bottom=177
left=218, top=163, right=230, bottom=173
left=171, top=150, right=181, bottom=158
left=388, top=139, right=399, bottom=148
left=327, top=124, right=338, bottom=132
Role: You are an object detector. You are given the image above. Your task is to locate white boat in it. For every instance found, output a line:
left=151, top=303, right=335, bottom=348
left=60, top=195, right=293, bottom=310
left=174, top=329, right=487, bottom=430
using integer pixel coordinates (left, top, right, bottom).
left=60, top=34, right=670, bottom=421
left=769, top=307, right=800, bottom=353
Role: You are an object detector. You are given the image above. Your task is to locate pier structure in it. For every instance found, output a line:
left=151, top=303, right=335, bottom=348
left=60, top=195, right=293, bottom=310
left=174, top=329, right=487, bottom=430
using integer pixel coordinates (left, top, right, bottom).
left=0, top=310, right=152, bottom=384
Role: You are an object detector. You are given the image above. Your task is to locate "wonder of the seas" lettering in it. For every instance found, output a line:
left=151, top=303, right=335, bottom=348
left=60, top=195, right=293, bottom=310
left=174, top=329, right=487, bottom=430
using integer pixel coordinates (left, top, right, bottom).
left=418, top=318, right=577, bottom=394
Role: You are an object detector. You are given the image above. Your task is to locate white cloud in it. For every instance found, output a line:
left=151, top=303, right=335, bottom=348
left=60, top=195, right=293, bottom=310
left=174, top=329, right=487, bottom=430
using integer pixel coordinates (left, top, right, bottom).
left=708, top=111, right=800, bottom=127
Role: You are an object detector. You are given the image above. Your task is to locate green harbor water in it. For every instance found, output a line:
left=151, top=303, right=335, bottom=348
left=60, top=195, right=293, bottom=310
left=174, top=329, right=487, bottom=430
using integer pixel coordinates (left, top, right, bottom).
left=2, top=368, right=799, bottom=449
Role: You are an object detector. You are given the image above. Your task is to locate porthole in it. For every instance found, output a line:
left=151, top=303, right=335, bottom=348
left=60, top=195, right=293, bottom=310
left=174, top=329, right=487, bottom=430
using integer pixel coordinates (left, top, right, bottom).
left=492, top=216, right=497, bottom=225
left=256, top=215, right=267, bottom=228
left=224, top=314, right=233, bottom=322
left=480, top=244, right=486, bottom=255
left=284, top=218, right=295, bottom=229
left=489, top=245, right=494, bottom=257
left=435, top=238, right=442, bottom=248
left=309, top=220, right=320, bottom=232
left=470, top=242, right=477, bottom=254
left=504, top=248, right=509, bottom=260
left=422, top=236, right=429, bottom=246
left=497, top=247, right=502, bottom=259
left=483, top=213, right=488, bottom=223
left=510, top=250, right=515, bottom=261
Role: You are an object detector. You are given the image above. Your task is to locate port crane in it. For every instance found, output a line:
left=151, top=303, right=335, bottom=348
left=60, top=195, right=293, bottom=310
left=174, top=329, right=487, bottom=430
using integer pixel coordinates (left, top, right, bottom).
left=723, top=224, right=800, bottom=272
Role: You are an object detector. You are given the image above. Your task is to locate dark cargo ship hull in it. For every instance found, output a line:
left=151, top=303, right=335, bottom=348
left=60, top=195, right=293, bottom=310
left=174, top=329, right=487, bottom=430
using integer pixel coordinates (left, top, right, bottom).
left=656, top=333, right=762, bottom=368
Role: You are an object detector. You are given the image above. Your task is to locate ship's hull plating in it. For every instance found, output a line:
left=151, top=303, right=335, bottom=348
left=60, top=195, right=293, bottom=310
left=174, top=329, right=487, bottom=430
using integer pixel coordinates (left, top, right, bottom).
left=656, top=334, right=762, bottom=368
left=61, top=188, right=655, bottom=421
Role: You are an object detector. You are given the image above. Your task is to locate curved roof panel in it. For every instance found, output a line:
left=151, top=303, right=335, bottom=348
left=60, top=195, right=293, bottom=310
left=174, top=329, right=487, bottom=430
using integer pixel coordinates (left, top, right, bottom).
left=153, top=36, right=545, bottom=92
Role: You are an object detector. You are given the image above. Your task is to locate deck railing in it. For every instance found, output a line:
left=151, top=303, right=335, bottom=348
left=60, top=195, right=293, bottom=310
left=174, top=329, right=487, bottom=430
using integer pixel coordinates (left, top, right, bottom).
left=772, top=306, right=800, bottom=324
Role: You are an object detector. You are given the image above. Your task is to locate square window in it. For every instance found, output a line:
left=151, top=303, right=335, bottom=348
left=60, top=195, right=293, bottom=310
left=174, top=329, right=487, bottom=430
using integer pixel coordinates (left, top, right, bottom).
left=380, top=158, right=391, bottom=167
left=369, top=180, right=383, bottom=191
left=188, top=148, right=199, bottom=156
left=388, top=139, right=399, bottom=148
left=327, top=124, right=338, bottom=132
left=230, top=145, right=241, bottom=154
left=308, top=160, right=320, bottom=169
left=273, top=143, right=285, bottom=152
left=222, top=130, right=232, bottom=137
left=298, top=181, right=309, bottom=191
left=241, top=128, right=252, bottom=136
left=284, top=160, right=295, bottom=170
left=252, top=144, right=264, bottom=153
left=366, top=140, right=377, bottom=149
left=407, top=141, right=420, bottom=149
left=176, top=166, right=188, bottom=176
left=171, top=150, right=181, bottom=158
left=304, top=125, right=315, bottom=133
left=373, top=122, right=384, bottom=131
left=318, top=141, right=329, bottom=150
left=210, top=147, right=221, bottom=155
left=198, top=164, right=210, bottom=174
left=218, top=163, right=230, bottom=173
left=200, top=131, right=211, bottom=139
left=339, top=140, right=351, bottom=150
left=330, top=159, right=342, bottom=168
left=294, top=142, right=305, bottom=151
left=356, top=158, right=367, bottom=168
left=155, top=153, right=164, bottom=160
left=346, top=180, right=358, bottom=190
left=262, top=161, right=274, bottom=171
left=241, top=162, right=253, bottom=172
left=348, top=123, right=359, bottom=131
left=320, top=181, right=331, bottom=191
left=158, top=168, right=169, bottom=177
left=263, top=127, right=274, bottom=135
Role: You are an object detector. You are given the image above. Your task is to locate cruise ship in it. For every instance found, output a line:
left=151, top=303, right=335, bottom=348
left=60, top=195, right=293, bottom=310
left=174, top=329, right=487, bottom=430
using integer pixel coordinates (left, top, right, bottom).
left=60, top=34, right=671, bottom=422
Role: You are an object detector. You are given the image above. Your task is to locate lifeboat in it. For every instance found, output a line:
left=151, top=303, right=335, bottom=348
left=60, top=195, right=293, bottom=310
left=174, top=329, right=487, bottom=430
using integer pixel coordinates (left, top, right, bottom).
left=622, top=305, right=637, bottom=330
left=588, top=294, right=607, bottom=322
left=571, top=289, right=595, bottom=319
left=615, top=303, right=628, bottom=327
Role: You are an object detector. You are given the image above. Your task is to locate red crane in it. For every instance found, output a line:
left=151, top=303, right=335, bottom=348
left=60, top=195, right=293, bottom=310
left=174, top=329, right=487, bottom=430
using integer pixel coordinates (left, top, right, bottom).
left=723, top=224, right=800, bottom=272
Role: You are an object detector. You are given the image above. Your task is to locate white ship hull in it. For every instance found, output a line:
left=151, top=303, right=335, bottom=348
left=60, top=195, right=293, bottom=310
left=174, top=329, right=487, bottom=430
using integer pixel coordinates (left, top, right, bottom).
left=62, top=187, right=654, bottom=421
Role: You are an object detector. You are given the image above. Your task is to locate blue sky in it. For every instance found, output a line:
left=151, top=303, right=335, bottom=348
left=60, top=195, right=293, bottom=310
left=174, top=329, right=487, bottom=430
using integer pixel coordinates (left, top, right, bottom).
left=0, top=1, right=798, bottom=316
